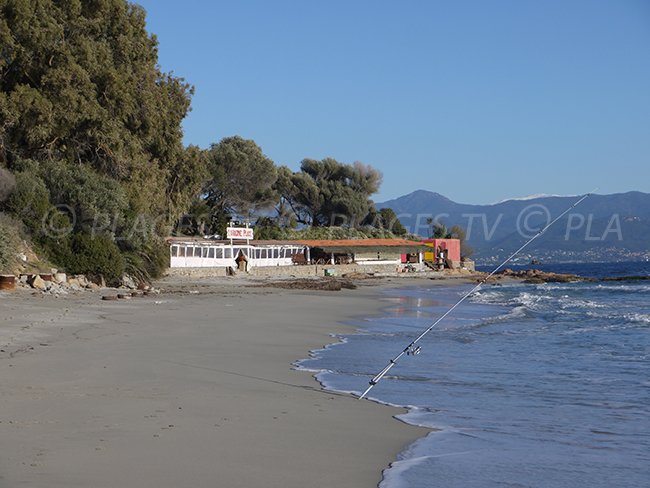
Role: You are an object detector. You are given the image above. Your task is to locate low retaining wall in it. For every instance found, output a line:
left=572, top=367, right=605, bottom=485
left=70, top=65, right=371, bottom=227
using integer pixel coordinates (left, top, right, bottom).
left=165, top=263, right=426, bottom=279
left=165, top=267, right=229, bottom=278
left=249, top=263, right=407, bottom=277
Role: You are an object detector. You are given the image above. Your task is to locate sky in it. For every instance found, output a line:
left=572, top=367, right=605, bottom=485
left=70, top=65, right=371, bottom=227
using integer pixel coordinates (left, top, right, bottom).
left=135, top=0, right=650, bottom=204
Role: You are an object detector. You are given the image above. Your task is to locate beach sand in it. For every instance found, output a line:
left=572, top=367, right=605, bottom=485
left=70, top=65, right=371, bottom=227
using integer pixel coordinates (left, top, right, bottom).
left=0, top=276, right=440, bottom=488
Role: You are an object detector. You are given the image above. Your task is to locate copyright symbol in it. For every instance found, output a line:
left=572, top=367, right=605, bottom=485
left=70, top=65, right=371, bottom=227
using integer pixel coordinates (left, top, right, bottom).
left=42, top=204, right=75, bottom=238
left=516, top=204, right=550, bottom=238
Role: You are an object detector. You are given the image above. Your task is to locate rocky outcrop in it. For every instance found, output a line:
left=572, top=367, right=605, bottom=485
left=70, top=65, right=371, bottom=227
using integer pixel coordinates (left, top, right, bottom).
left=601, top=275, right=650, bottom=282
left=496, top=268, right=594, bottom=284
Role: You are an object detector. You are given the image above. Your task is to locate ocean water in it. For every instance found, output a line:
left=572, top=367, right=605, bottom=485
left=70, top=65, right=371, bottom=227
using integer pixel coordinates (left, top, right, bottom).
left=298, top=262, right=650, bottom=488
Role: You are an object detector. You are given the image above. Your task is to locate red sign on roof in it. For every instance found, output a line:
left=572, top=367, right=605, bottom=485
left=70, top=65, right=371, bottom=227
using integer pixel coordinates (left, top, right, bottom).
left=226, top=227, right=254, bottom=240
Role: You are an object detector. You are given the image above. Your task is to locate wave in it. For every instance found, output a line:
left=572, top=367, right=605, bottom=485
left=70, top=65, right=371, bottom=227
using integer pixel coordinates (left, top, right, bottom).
left=379, top=453, right=432, bottom=488
left=479, top=305, right=528, bottom=324
left=625, top=313, right=650, bottom=324
left=472, top=289, right=608, bottom=312
left=536, top=282, right=650, bottom=293
left=586, top=310, right=650, bottom=325
left=557, top=295, right=607, bottom=309
left=293, top=335, right=349, bottom=370
left=593, top=283, right=650, bottom=293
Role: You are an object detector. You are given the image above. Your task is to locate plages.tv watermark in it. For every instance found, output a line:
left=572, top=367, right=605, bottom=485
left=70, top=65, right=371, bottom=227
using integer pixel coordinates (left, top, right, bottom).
left=40, top=204, right=173, bottom=241
left=397, top=204, right=623, bottom=241
left=38, top=203, right=624, bottom=243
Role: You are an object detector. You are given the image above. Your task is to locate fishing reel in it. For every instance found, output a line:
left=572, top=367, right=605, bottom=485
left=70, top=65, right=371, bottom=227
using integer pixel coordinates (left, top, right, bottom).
left=407, top=345, right=422, bottom=356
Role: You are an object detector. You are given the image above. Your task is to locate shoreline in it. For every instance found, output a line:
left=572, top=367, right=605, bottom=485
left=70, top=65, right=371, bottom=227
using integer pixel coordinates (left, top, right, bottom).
left=0, top=275, right=448, bottom=487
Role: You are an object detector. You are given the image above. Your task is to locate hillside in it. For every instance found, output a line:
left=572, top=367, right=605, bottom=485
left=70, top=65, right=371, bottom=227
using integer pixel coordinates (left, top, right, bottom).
left=377, top=190, right=650, bottom=263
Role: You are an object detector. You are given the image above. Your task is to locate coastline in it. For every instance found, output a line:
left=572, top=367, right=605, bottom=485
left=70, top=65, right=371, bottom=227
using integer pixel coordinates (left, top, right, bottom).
left=0, top=275, right=447, bottom=488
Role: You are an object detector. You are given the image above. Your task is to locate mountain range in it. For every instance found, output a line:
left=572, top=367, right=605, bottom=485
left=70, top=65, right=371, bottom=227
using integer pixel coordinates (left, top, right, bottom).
left=376, top=190, right=650, bottom=264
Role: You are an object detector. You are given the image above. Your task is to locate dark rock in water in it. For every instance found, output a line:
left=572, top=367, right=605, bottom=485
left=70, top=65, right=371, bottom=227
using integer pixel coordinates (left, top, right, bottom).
left=497, top=268, right=593, bottom=283
left=523, top=278, right=546, bottom=284
left=601, top=275, right=650, bottom=282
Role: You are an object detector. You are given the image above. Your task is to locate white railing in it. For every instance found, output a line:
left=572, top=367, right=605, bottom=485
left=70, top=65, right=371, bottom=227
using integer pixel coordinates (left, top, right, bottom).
left=169, top=244, right=305, bottom=269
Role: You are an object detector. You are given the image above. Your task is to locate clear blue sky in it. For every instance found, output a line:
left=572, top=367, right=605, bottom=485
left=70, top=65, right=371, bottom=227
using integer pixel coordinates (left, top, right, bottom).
left=136, top=0, right=650, bottom=204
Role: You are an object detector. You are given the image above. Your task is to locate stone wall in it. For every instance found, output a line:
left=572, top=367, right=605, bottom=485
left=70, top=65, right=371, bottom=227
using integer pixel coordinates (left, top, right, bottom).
left=249, top=263, right=410, bottom=277
left=165, top=262, right=425, bottom=279
left=165, top=267, right=229, bottom=278
left=461, top=260, right=476, bottom=272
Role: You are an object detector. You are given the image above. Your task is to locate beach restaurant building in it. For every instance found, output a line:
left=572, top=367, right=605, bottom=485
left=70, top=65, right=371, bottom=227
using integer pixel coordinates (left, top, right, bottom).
left=167, top=237, right=427, bottom=270
left=422, top=238, right=461, bottom=264
left=168, top=237, right=305, bottom=269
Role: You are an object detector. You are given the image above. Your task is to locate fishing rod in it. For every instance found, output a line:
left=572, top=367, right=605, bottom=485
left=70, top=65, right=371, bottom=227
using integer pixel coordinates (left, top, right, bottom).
left=358, top=189, right=597, bottom=400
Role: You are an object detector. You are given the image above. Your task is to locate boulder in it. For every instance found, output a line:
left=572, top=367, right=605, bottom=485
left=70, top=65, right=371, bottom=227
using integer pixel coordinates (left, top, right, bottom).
left=75, top=275, right=89, bottom=287
left=121, top=274, right=137, bottom=290
left=30, top=275, right=47, bottom=290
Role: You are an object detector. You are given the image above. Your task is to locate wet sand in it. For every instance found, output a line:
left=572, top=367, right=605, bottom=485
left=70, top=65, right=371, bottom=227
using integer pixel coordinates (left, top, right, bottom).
left=0, top=276, right=442, bottom=488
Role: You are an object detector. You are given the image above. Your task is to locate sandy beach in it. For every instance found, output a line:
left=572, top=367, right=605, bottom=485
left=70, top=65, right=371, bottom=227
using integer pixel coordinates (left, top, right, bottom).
left=0, top=275, right=440, bottom=488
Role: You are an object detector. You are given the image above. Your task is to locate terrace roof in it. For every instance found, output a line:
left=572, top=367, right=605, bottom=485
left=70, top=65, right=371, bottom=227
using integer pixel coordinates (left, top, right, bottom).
left=293, top=239, right=427, bottom=253
left=167, top=237, right=427, bottom=253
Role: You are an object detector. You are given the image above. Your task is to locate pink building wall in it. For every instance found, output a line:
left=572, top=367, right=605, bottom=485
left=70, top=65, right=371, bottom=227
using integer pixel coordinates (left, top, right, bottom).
left=421, top=238, right=461, bottom=262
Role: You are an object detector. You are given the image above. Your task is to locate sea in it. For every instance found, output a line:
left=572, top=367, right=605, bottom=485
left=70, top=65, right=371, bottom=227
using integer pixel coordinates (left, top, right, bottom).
left=298, top=262, right=650, bottom=488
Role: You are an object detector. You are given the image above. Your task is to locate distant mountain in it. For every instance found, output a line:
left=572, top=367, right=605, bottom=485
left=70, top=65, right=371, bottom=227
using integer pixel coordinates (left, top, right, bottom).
left=376, top=190, right=650, bottom=264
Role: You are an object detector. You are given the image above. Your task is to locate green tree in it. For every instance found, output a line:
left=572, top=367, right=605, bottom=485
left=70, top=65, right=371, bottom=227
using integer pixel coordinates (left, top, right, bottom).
left=432, top=222, right=451, bottom=239
left=378, top=207, right=407, bottom=236
left=277, top=158, right=382, bottom=227
left=202, top=136, right=277, bottom=234
left=449, top=224, right=473, bottom=258
left=362, top=207, right=407, bottom=236
left=0, top=0, right=207, bottom=277
left=253, top=216, right=283, bottom=240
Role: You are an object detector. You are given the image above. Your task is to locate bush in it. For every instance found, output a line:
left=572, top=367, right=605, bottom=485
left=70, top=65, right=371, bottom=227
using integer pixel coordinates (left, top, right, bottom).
left=121, top=239, right=169, bottom=284
left=277, top=225, right=398, bottom=240
left=0, top=213, right=22, bottom=272
left=143, top=241, right=169, bottom=279
left=0, top=167, right=16, bottom=202
left=6, top=170, right=52, bottom=234
left=58, top=233, right=125, bottom=285
left=41, top=160, right=129, bottom=235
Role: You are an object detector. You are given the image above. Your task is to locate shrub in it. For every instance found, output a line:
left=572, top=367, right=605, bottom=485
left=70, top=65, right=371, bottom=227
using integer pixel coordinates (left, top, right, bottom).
left=0, top=213, right=22, bottom=272
left=58, top=233, right=125, bottom=285
left=122, top=240, right=169, bottom=283
left=0, top=167, right=16, bottom=202
left=40, top=160, right=129, bottom=235
left=6, top=170, right=52, bottom=234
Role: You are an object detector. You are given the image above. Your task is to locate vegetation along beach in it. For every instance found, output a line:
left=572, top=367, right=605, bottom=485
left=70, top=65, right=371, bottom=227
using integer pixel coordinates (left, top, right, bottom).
left=1, top=1, right=649, bottom=487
